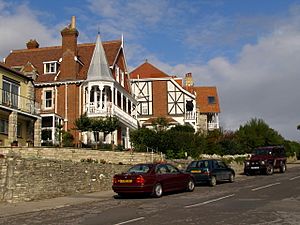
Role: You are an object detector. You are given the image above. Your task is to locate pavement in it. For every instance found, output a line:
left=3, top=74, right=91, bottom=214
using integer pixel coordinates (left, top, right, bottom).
left=0, top=190, right=115, bottom=217
left=1, top=161, right=299, bottom=218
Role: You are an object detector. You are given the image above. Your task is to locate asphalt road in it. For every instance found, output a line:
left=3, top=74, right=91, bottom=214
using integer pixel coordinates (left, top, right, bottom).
left=1, top=167, right=299, bottom=225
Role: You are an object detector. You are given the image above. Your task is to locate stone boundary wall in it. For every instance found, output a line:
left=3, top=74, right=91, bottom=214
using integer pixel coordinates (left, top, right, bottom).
left=0, top=156, right=131, bottom=203
left=0, top=147, right=164, bottom=165
left=0, top=148, right=164, bottom=203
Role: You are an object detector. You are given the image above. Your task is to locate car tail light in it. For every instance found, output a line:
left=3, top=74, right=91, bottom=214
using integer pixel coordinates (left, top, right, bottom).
left=113, top=177, right=117, bottom=184
left=136, top=175, right=145, bottom=185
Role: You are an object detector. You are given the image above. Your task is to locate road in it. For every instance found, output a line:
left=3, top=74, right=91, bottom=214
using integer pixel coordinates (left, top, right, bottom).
left=0, top=166, right=299, bottom=225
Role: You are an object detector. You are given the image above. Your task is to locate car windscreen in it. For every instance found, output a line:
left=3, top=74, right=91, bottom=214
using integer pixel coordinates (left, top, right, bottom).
left=127, top=164, right=151, bottom=174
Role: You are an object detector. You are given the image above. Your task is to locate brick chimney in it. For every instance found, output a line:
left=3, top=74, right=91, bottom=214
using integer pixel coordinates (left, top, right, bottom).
left=26, top=39, right=39, bottom=49
left=185, top=72, right=194, bottom=87
left=59, top=16, right=79, bottom=81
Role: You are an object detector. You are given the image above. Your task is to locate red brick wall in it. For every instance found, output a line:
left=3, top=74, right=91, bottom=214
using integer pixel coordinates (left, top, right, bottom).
left=152, top=80, right=168, bottom=117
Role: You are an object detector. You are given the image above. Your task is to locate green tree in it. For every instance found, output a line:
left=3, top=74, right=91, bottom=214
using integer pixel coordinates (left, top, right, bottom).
left=102, top=116, right=119, bottom=150
left=74, top=113, right=92, bottom=146
left=152, top=117, right=169, bottom=132
left=236, top=118, right=284, bottom=153
left=130, top=128, right=158, bottom=151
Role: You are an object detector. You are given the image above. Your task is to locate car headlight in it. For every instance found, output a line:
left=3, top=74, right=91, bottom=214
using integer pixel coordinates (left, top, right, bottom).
left=245, top=161, right=250, bottom=166
left=261, top=160, right=265, bottom=165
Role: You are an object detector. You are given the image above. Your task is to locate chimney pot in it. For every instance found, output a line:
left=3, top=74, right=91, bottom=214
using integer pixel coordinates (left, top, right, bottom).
left=71, top=16, right=76, bottom=29
left=26, top=39, right=39, bottom=49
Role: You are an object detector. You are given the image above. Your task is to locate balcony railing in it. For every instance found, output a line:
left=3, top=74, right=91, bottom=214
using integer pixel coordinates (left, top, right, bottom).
left=85, top=102, right=138, bottom=129
left=185, top=111, right=197, bottom=120
left=208, top=122, right=219, bottom=130
left=0, top=88, right=40, bottom=115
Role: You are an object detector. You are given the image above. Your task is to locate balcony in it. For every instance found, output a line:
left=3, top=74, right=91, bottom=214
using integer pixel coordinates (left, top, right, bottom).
left=185, top=111, right=197, bottom=121
left=85, top=102, right=138, bottom=129
left=0, top=88, right=40, bottom=115
left=208, top=122, right=219, bottom=130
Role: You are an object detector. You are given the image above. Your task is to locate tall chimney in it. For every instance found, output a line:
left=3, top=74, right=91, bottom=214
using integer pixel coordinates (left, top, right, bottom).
left=60, top=16, right=79, bottom=81
left=185, top=72, right=194, bottom=87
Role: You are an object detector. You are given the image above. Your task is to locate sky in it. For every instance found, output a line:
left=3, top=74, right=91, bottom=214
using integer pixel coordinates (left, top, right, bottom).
left=1, top=0, right=300, bottom=141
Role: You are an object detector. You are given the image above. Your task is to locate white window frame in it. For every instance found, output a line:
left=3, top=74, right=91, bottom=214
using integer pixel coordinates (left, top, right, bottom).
left=115, top=66, right=120, bottom=83
left=121, top=71, right=124, bottom=87
left=43, top=88, right=54, bottom=110
left=43, top=61, right=57, bottom=74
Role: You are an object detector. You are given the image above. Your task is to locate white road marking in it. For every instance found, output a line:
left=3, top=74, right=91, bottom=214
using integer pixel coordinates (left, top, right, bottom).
left=184, top=194, right=235, bottom=208
left=251, top=182, right=281, bottom=191
left=115, top=217, right=145, bottom=225
left=289, top=176, right=300, bottom=181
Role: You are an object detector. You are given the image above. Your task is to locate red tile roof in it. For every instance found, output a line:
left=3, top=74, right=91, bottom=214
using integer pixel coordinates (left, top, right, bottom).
left=130, top=61, right=170, bottom=79
left=186, top=86, right=220, bottom=113
left=0, top=62, right=31, bottom=81
left=5, top=40, right=122, bottom=83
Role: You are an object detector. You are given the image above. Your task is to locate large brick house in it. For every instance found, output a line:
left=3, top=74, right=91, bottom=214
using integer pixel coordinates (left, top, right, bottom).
left=4, top=16, right=138, bottom=148
left=130, top=61, right=220, bottom=132
left=0, top=62, right=41, bottom=147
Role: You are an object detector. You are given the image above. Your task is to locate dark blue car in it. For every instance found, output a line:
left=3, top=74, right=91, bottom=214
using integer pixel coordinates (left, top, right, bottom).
left=186, top=159, right=235, bottom=186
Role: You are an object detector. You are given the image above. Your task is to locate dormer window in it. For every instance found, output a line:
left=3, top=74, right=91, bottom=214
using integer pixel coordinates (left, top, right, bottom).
left=208, top=96, right=216, bottom=104
left=43, top=61, right=58, bottom=74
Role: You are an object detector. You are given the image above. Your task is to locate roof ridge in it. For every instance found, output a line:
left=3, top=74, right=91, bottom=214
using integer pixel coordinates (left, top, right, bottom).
left=10, top=40, right=122, bottom=53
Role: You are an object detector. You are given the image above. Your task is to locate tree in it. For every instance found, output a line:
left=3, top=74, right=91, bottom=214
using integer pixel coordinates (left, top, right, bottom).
left=101, top=116, right=119, bottom=150
left=236, top=118, right=284, bottom=153
left=74, top=113, right=92, bottom=147
left=152, top=117, right=169, bottom=132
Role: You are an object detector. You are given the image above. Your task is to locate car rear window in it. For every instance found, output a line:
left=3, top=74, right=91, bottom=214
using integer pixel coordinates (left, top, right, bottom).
left=127, top=165, right=150, bottom=174
left=189, top=160, right=209, bottom=168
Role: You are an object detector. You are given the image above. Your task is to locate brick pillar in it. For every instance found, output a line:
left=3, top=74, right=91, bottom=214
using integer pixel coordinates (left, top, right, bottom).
left=8, top=112, right=17, bottom=145
left=34, top=118, right=41, bottom=147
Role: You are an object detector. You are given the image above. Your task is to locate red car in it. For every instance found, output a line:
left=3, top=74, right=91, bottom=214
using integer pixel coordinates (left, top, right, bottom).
left=112, top=163, right=195, bottom=198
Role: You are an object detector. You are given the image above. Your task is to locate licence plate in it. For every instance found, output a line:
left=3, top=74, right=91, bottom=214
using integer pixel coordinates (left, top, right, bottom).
left=251, top=167, right=259, bottom=169
left=118, top=179, right=132, bottom=183
left=191, top=170, right=201, bottom=173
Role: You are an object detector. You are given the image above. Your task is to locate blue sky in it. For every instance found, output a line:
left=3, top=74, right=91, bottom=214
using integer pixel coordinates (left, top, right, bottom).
left=1, top=0, right=300, bottom=141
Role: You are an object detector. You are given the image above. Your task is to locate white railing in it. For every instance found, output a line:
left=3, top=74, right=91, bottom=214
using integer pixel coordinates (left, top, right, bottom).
left=208, top=122, right=219, bottom=130
left=85, top=102, right=138, bottom=129
left=185, top=111, right=197, bottom=120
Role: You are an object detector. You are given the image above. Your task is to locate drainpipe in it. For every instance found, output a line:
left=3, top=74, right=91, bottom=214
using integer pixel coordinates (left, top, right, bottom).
left=64, top=84, right=68, bottom=131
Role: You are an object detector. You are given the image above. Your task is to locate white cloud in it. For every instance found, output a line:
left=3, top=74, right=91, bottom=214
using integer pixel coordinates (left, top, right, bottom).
left=155, top=11, right=300, bottom=141
left=0, top=2, right=59, bottom=60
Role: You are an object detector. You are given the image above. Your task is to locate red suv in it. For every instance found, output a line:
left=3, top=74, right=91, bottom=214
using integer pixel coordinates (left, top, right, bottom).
left=244, top=146, right=287, bottom=175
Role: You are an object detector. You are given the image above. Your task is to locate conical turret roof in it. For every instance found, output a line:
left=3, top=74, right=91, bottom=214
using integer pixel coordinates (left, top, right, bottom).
left=86, top=34, right=114, bottom=82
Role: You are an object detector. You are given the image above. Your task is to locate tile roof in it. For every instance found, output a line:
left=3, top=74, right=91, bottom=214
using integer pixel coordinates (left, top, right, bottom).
left=5, top=40, right=122, bottom=84
left=0, top=62, right=31, bottom=81
left=130, top=61, right=170, bottom=79
left=186, top=86, right=220, bottom=113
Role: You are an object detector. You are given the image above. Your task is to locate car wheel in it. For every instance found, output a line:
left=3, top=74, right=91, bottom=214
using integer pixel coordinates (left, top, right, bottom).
left=280, top=163, right=286, bottom=173
left=209, top=176, right=217, bottom=187
left=186, top=179, right=195, bottom=192
left=229, top=173, right=235, bottom=183
left=266, top=165, right=274, bottom=175
left=152, top=183, right=163, bottom=198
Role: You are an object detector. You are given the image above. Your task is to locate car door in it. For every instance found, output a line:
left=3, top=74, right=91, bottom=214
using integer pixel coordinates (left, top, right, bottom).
left=211, top=160, right=223, bottom=181
left=156, top=164, right=173, bottom=191
left=166, top=164, right=185, bottom=190
left=216, top=161, right=230, bottom=180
